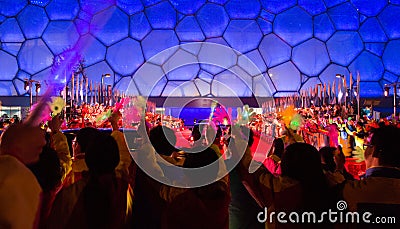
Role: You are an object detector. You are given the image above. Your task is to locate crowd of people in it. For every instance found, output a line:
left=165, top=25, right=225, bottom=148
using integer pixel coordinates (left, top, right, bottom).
left=62, top=102, right=183, bottom=130
left=0, top=102, right=399, bottom=228
left=255, top=104, right=400, bottom=160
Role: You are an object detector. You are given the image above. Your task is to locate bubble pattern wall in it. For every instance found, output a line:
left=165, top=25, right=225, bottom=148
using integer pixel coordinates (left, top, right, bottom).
left=0, top=0, right=399, bottom=98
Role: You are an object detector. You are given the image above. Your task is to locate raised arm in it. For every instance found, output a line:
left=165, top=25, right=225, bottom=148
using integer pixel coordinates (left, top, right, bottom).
left=49, top=115, right=72, bottom=180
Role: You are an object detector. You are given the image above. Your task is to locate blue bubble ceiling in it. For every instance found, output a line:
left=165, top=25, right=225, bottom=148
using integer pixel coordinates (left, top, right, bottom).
left=0, top=0, right=399, bottom=97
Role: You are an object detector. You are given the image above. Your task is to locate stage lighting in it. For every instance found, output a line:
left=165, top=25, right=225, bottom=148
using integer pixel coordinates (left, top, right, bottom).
left=35, top=83, right=41, bottom=93
left=24, top=79, right=30, bottom=91
left=384, top=86, right=390, bottom=97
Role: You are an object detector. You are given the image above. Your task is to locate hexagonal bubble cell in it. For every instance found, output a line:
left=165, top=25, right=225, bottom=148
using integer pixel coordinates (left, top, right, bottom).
left=133, top=63, right=165, bottom=95
left=170, top=0, right=205, bottom=15
left=198, top=69, right=213, bottom=83
left=365, top=43, right=385, bottom=57
left=145, top=1, right=177, bottom=29
left=260, top=0, right=297, bottom=14
left=383, top=40, right=400, bottom=75
left=227, top=65, right=253, bottom=87
left=212, top=70, right=253, bottom=97
left=259, top=33, right=291, bottom=67
left=75, top=34, right=106, bottom=66
left=194, top=78, right=210, bottom=96
left=208, top=0, right=229, bottom=4
left=46, top=0, right=79, bottom=20
left=359, top=81, right=382, bottom=97
left=314, top=13, right=335, bottom=42
left=0, top=0, right=26, bottom=16
left=274, top=7, right=313, bottom=46
left=383, top=71, right=398, bottom=84
left=162, top=81, right=200, bottom=97
left=268, top=62, right=301, bottom=91
left=0, top=18, right=25, bottom=42
left=166, top=64, right=200, bottom=81
left=349, top=51, right=384, bottom=81
left=0, top=81, right=18, bottom=96
left=200, top=64, right=226, bottom=76
left=180, top=42, right=202, bottom=56
left=223, top=20, right=263, bottom=54
left=359, top=14, right=367, bottom=23
left=1, top=43, right=22, bottom=56
left=301, top=77, right=322, bottom=91
left=141, top=30, right=179, bottom=65
left=257, top=18, right=272, bottom=35
left=106, top=38, right=143, bottom=76
left=238, top=50, right=267, bottom=76
left=253, top=74, right=275, bottom=96
left=328, top=2, right=359, bottom=30
left=198, top=42, right=238, bottom=73
left=292, top=38, right=330, bottom=76
left=260, top=10, right=274, bottom=22
left=91, top=6, right=129, bottom=46
left=225, top=0, right=261, bottom=19
left=75, top=19, right=90, bottom=35
left=30, top=67, right=54, bottom=94
left=18, top=5, right=48, bottom=39
left=149, top=77, right=168, bottom=96
left=177, top=13, right=185, bottom=22
left=84, top=61, right=115, bottom=85
left=14, top=71, right=30, bottom=93
left=78, top=10, right=92, bottom=22
left=298, top=0, right=326, bottom=16
left=327, top=31, right=363, bottom=66
left=0, top=51, right=18, bottom=80
left=80, top=0, right=115, bottom=15
left=141, top=0, right=163, bottom=7
left=197, top=3, right=229, bottom=38
left=43, top=21, right=79, bottom=55
left=130, top=12, right=151, bottom=40
left=351, top=0, right=387, bottom=16
left=205, top=37, right=229, bottom=46
left=323, top=0, right=346, bottom=8
left=19, top=39, right=54, bottom=75
left=163, top=49, right=199, bottom=80
left=201, top=39, right=231, bottom=73
left=378, top=5, right=400, bottom=39
left=359, top=18, right=387, bottom=42
left=115, top=76, right=139, bottom=95
left=176, top=16, right=205, bottom=42
left=13, top=77, right=26, bottom=95
left=319, top=64, right=349, bottom=85
left=117, top=0, right=143, bottom=15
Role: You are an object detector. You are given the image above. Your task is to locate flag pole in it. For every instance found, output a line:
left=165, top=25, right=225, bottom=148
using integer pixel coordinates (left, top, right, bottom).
left=357, top=72, right=361, bottom=119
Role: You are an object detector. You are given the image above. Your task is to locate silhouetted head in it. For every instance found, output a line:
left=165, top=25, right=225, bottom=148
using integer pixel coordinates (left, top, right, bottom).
left=85, top=133, right=119, bottom=175
left=74, top=127, right=102, bottom=157
left=369, top=126, right=400, bottom=167
left=149, top=125, right=177, bottom=156
left=0, top=124, right=46, bottom=165
left=319, top=146, right=337, bottom=172
left=183, top=147, right=219, bottom=184
left=281, top=143, right=324, bottom=185
left=281, top=143, right=329, bottom=210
